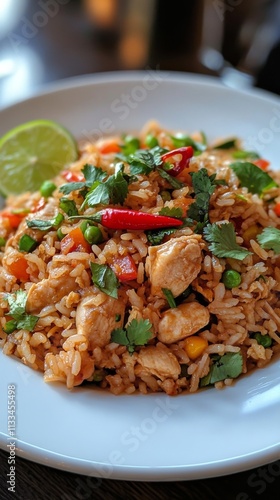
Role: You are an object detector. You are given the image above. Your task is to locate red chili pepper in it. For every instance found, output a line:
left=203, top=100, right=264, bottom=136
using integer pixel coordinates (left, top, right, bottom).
left=62, top=170, right=85, bottom=183
left=74, top=208, right=183, bottom=230
left=161, top=147, right=193, bottom=177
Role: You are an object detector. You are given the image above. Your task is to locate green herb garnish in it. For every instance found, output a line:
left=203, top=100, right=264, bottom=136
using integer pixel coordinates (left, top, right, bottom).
left=200, top=352, right=243, bottom=386
left=257, top=227, right=280, bottom=254
left=146, top=227, right=177, bottom=246
left=214, top=138, right=237, bottom=150
left=3, top=290, right=39, bottom=334
left=27, top=212, right=64, bottom=231
left=230, top=162, right=278, bottom=195
left=111, top=318, right=153, bottom=354
left=19, top=234, right=38, bottom=252
left=162, top=288, right=177, bottom=308
left=90, top=263, right=119, bottom=299
left=203, top=222, right=251, bottom=260
left=159, top=207, right=183, bottom=218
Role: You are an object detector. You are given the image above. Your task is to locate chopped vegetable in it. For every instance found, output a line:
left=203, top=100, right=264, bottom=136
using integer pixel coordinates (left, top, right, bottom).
left=162, top=288, right=176, bottom=308
left=253, top=332, right=272, bottom=348
left=0, top=237, right=6, bottom=247
left=186, top=168, right=223, bottom=232
left=90, top=262, right=119, bottom=298
left=222, top=269, right=242, bottom=289
left=273, top=202, right=280, bottom=217
left=200, top=352, right=243, bottom=386
left=3, top=290, right=38, bottom=334
left=111, top=318, right=153, bottom=354
left=145, top=134, right=158, bottom=148
left=59, top=198, right=78, bottom=217
left=230, top=162, right=278, bottom=195
left=110, top=255, right=138, bottom=282
left=7, top=257, right=29, bottom=281
left=253, top=159, right=270, bottom=171
left=257, top=227, right=280, bottom=254
left=27, top=213, right=64, bottom=231
left=121, top=135, right=140, bottom=155
left=1, top=211, right=24, bottom=229
left=61, top=170, right=84, bottom=183
left=170, top=134, right=206, bottom=153
left=159, top=207, right=183, bottom=218
left=157, top=168, right=183, bottom=188
left=19, top=234, right=38, bottom=253
left=184, top=336, right=208, bottom=360
left=161, top=146, right=193, bottom=176
left=232, top=150, right=260, bottom=160
left=203, top=222, right=251, bottom=260
left=242, top=224, right=261, bottom=243
left=84, top=225, right=103, bottom=245
left=99, top=141, right=121, bottom=155
left=40, top=180, right=56, bottom=198
left=60, top=227, right=92, bottom=254
left=71, top=208, right=183, bottom=231
left=214, top=138, right=237, bottom=150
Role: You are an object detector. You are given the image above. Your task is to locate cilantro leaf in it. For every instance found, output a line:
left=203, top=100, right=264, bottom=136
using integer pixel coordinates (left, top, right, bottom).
left=146, top=227, right=177, bottom=245
left=203, top=222, right=251, bottom=260
left=59, top=198, right=78, bottom=217
left=59, top=165, right=106, bottom=195
left=111, top=318, right=153, bottom=354
left=232, top=150, right=260, bottom=160
left=200, top=352, right=243, bottom=386
left=3, top=290, right=39, bottom=334
left=84, top=164, right=128, bottom=207
left=159, top=207, right=183, bottom=218
left=158, top=168, right=183, bottom=189
left=90, top=263, right=119, bottom=298
left=170, top=134, right=206, bottom=153
left=213, top=138, right=237, bottom=150
left=27, top=213, right=64, bottom=231
left=230, top=162, right=278, bottom=195
left=257, top=227, right=280, bottom=254
left=129, top=150, right=159, bottom=175
left=186, top=169, right=220, bottom=231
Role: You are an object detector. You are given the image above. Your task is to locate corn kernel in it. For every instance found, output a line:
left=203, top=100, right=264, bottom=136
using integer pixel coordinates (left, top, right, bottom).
left=184, top=336, right=208, bottom=360
left=242, top=224, right=261, bottom=243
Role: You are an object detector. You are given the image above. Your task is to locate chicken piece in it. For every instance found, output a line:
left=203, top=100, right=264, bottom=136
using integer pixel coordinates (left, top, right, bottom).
left=26, top=275, right=78, bottom=314
left=145, top=236, right=202, bottom=298
left=75, top=287, right=126, bottom=349
left=136, top=344, right=181, bottom=380
left=157, top=301, right=210, bottom=344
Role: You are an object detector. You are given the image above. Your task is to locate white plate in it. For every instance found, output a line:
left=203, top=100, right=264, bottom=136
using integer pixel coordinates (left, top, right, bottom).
left=0, top=71, right=280, bottom=481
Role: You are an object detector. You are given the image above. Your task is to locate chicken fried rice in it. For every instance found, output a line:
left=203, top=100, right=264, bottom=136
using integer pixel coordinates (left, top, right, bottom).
left=1, top=121, right=280, bottom=395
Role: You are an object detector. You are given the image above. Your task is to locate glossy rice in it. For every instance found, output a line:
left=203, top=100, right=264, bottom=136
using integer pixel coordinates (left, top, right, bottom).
left=1, top=121, right=280, bottom=395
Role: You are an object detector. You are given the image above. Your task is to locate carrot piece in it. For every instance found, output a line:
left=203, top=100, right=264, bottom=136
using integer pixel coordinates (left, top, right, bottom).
left=61, top=170, right=85, bottom=183
left=99, top=142, right=121, bottom=155
left=111, top=255, right=138, bottom=281
left=8, top=257, right=29, bottom=281
left=60, top=227, right=91, bottom=254
left=274, top=202, right=280, bottom=217
left=1, top=211, right=24, bottom=229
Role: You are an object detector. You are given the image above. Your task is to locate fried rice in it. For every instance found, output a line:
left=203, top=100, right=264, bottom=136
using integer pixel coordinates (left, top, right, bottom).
left=1, top=120, right=280, bottom=395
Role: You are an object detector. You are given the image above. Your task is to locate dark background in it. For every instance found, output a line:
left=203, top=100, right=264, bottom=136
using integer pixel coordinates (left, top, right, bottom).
left=0, top=1, right=280, bottom=499
left=0, top=0, right=280, bottom=109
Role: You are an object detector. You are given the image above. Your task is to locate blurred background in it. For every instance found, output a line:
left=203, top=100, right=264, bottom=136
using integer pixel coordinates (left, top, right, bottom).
left=0, top=0, right=280, bottom=109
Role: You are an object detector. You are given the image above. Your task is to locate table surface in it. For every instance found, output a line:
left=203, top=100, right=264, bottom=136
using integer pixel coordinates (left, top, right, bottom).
left=0, top=448, right=280, bottom=500
left=0, top=1, right=280, bottom=498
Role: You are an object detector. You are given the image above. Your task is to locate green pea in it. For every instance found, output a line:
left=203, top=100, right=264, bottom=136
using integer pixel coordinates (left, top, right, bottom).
left=40, top=180, right=56, bottom=198
left=79, top=220, right=88, bottom=234
left=145, top=134, right=158, bottom=149
left=254, top=332, right=272, bottom=348
left=84, top=226, right=103, bottom=244
left=222, top=269, right=242, bottom=289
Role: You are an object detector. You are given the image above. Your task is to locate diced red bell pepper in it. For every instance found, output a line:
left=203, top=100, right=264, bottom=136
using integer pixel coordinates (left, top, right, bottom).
left=99, top=142, right=121, bottom=154
left=111, top=255, right=138, bottom=282
left=254, top=159, right=270, bottom=171
left=61, top=170, right=85, bottom=183
left=60, top=227, right=91, bottom=254
left=1, top=211, right=24, bottom=229
left=8, top=257, right=29, bottom=281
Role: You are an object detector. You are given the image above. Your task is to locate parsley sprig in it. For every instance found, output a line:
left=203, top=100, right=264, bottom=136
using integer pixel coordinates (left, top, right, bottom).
left=3, top=290, right=39, bottom=334
left=203, top=222, right=251, bottom=260
left=111, top=318, right=153, bottom=354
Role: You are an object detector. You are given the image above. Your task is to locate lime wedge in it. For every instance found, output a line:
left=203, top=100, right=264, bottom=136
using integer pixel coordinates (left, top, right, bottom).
left=0, top=119, right=78, bottom=196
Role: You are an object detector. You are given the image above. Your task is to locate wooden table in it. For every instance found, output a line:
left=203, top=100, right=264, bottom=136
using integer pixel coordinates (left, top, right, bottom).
left=0, top=448, right=280, bottom=499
